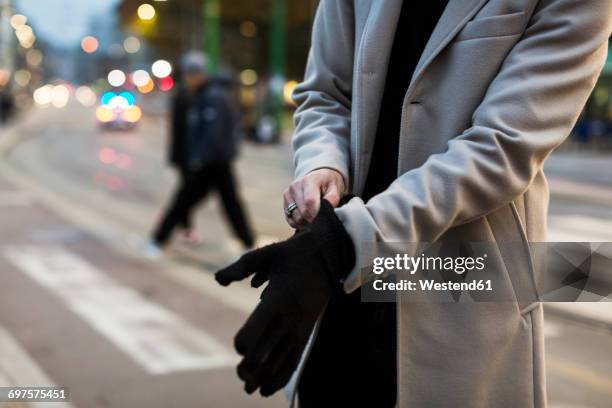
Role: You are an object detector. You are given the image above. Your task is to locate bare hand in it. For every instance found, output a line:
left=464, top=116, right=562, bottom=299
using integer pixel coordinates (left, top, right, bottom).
left=283, top=168, right=345, bottom=229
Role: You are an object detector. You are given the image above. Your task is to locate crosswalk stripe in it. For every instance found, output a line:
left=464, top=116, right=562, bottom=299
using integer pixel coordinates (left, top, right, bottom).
left=3, top=246, right=238, bottom=375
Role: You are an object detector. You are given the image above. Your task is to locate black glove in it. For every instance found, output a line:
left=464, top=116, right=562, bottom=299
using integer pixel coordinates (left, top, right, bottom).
left=215, top=199, right=355, bottom=396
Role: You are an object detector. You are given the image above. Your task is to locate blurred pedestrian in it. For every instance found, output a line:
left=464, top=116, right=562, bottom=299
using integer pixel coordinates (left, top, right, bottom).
left=0, top=86, right=15, bottom=125
left=146, top=51, right=255, bottom=257
left=215, top=0, right=612, bottom=406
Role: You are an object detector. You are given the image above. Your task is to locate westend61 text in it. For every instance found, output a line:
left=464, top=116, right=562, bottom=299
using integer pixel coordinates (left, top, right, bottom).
left=372, top=279, right=493, bottom=292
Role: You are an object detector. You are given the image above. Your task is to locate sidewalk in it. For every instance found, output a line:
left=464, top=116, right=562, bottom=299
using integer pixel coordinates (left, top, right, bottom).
left=0, top=164, right=284, bottom=408
left=545, top=303, right=612, bottom=331
left=546, top=151, right=612, bottom=205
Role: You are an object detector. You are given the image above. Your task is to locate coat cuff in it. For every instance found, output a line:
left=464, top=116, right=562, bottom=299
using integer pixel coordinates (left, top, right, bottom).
left=334, top=196, right=378, bottom=294
left=294, top=153, right=349, bottom=187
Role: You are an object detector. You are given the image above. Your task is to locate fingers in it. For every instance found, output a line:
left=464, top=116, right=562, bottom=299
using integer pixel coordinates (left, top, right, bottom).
left=234, top=292, right=278, bottom=355
left=258, top=345, right=302, bottom=397
left=283, top=169, right=345, bottom=229
left=215, top=260, right=252, bottom=287
left=250, top=271, right=268, bottom=288
left=283, top=187, right=307, bottom=229
left=322, top=179, right=341, bottom=208
left=282, top=177, right=319, bottom=229
left=237, top=319, right=286, bottom=393
left=238, top=335, right=300, bottom=397
left=301, top=181, right=321, bottom=223
left=215, top=244, right=278, bottom=286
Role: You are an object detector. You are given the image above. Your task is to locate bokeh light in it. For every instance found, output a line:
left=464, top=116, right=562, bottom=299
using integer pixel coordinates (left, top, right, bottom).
left=240, top=69, right=258, bottom=86
left=123, top=106, right=142, bottom=123
left=137, top=78, right=155, bottom=94
left=159, top=76, right=174, bottom=92
left=123, top=36, right=141, bottom=54
left=16, top=25, right=35, bottom=48
left=51, top=84, right=70, bottom=108
left=81, top=36, right=99, bottom=54
left=239, top=21, right=257, bottom=38
left=151, top=60, right=172, bottom=78
left=131, top=70, right=151, bottom=87
left=137, top=4, right=156, bottom=21
left=119, top=91, right=136, bottom=106
left=98, top=147, right=116, bottom=163
left=26, top=49, right=43, bottom=66
left=101, top=91, right=116, bottom=106
left=33, top=85, right=53, bottom=106
left=115, top=154, right=133, bottom=169
left=0, top=69, right=10, bottom=87
left=107, top=70, right=126, bottom=87
left=10, top=14, right=27, bottom=29
left=76, top=86, right=97, bottom=107
left=96, top=107, right=114, bottom=123
left=108, top=95, right=130, bottom=109
left=14, top=70, right=31, bottom=87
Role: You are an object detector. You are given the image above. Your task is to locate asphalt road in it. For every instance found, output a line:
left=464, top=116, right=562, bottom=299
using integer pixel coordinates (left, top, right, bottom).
left=0, top=103, right=611, bottom=407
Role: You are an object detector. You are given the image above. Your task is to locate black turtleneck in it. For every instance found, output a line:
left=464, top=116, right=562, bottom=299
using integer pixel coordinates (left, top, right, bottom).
left=363, top=0, right=449, bottom=201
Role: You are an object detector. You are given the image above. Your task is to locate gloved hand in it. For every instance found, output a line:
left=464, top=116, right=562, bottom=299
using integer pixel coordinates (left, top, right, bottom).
left=215, top=199, right=355, bottom=396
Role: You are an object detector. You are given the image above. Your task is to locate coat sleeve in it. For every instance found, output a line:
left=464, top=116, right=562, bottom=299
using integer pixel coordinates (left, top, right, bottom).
left=291, top=0, right=355, bottom=185
left=336, top=0, right=612, bottom=293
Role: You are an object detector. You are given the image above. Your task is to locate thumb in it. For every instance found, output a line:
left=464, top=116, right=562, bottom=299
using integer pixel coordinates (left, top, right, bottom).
left=215, top=260, right=252, bottom=286
left=215, top=243, right=279, bottom=286
left=322, top=181, right=342, bottom=208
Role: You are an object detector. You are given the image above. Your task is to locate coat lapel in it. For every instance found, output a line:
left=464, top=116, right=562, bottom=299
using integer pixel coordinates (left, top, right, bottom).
left=408, top=0, right=489, bottom=95
left=355, top=0, right=489, bottom=193
left=354, top=0, right=403, bottom=190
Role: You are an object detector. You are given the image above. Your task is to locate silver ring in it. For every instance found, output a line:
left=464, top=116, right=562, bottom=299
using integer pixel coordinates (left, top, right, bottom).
left=285, top=202, right=298, bottom=218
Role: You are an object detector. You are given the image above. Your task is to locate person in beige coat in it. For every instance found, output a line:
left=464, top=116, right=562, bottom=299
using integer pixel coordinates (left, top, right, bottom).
left=217, top=0, right=612, bottom=406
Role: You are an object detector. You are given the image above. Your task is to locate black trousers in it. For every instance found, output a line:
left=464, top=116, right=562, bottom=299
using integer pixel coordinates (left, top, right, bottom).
left=153, top=162, right=254, bottom=248
left=298, top=292, right=397, bottom=407
left=176, top=168, right=193, bottom=230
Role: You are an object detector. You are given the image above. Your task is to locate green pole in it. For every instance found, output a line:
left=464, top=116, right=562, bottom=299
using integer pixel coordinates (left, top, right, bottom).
left=270, top=0, right=286, bottom=79
left=203, top=0, right=220, bottom=74
left=269, top=0, right=286, bottom=137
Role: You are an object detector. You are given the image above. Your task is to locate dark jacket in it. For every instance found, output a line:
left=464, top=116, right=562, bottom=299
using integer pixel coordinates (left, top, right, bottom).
left=169, top=78, right=237, bottom=171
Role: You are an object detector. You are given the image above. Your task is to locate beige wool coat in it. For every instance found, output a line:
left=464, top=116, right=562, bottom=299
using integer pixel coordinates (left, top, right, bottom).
left=290, top=0, right=612, bottom=406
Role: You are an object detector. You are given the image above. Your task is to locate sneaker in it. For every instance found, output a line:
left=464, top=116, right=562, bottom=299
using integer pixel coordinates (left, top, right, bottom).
left=178, top=229, right=203, bottom=247
left=142, top=240, right=163, bottom=260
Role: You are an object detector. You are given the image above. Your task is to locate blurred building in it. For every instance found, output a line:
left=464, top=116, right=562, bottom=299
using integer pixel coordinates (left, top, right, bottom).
left=117, top=0, right=317, bottom=81
left=116, top=0, right=318, bottom=142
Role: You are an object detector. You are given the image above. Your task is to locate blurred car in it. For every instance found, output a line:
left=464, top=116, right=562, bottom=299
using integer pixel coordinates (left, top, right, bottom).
left=96, top=91, right=142, bottom=130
